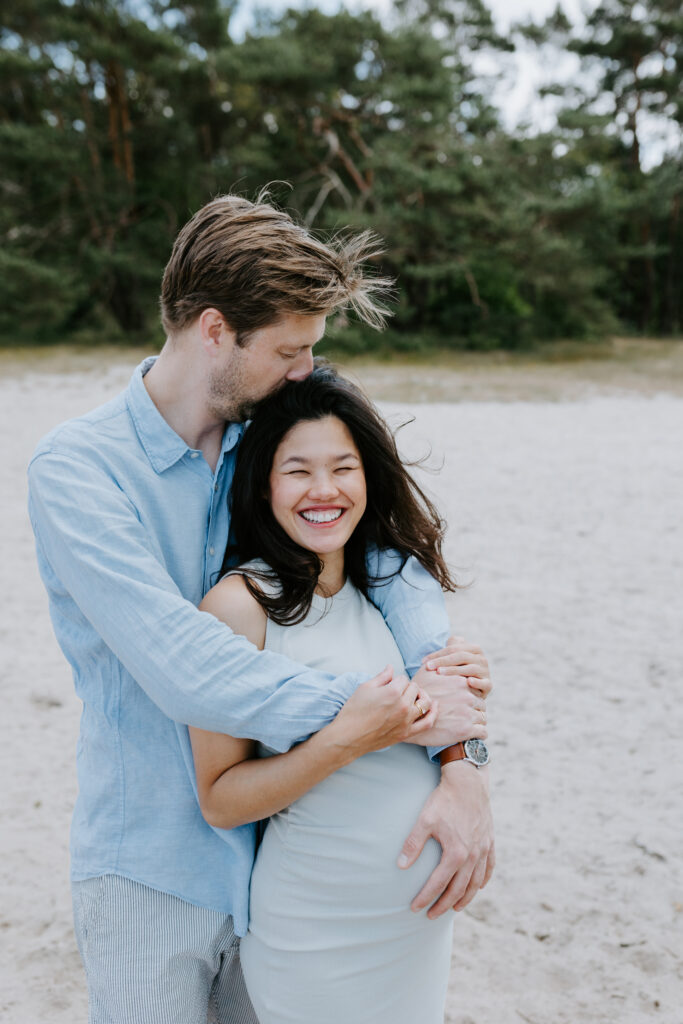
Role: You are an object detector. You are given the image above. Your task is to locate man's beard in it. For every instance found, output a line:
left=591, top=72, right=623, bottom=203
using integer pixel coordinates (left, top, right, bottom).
left=207, top=363, right=284, bottom=423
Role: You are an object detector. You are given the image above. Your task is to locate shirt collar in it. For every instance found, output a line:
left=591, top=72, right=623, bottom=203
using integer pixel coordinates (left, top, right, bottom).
left=126, top=357, right=245, bottom=474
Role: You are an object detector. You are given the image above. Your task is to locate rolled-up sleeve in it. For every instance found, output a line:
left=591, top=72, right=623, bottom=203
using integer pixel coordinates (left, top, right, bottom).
left=367, top=547, right=451, bottom=675
left=368, top=547, right=452, bottom=762
left=28, top=451, right=360, bottom=751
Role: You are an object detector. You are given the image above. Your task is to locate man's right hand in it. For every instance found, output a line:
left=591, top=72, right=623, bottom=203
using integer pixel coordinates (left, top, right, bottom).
left=327, top=666, right=438, bottom=762
left=407, top=665, right=488, bottom=748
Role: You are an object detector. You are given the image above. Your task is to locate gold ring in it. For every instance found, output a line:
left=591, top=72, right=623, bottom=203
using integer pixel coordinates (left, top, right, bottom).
left=415, top=700, right=427, bottom=717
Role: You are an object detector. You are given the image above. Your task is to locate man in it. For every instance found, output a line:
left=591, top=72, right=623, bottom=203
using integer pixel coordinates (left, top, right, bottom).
left=28, top=194, right=494, bottom=1023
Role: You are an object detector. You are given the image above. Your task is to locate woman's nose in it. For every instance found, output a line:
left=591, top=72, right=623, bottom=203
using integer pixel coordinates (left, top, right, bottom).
left=307, top=472, right=338, bottom=499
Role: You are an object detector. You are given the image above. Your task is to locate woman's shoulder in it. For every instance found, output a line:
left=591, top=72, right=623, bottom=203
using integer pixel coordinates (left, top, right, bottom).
left=199, top=564, right=270, bottom=649
left=226, top=558, right=282, bottom=597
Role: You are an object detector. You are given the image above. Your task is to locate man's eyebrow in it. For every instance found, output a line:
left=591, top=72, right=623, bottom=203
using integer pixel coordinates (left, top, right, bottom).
left=280, top=340, right=317, bottom=352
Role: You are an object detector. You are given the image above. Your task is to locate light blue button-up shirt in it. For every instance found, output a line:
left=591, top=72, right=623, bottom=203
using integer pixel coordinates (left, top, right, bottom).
left=27, top=358, right=450, bottom=935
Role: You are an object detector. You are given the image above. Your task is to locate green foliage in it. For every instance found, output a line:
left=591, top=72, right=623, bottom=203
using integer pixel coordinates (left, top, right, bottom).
left=0, top=0, right=680, bottom=346
left=518, top=0, right=682, bottom=334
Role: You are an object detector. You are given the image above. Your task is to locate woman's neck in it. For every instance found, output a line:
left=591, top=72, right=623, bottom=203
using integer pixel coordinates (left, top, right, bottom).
left=314, top=549, right=346, bottom=597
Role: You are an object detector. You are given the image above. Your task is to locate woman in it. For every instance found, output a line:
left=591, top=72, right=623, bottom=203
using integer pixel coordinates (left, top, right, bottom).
left=189, top=364, right=488, bottom=1023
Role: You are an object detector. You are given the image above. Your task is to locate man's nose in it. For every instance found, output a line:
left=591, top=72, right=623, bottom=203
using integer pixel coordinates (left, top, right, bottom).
left=286, top=348, right=314, bottom=381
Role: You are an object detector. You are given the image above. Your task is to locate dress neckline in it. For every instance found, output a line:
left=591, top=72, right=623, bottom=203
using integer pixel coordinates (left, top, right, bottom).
left=310, top=576, right=354, bottom=611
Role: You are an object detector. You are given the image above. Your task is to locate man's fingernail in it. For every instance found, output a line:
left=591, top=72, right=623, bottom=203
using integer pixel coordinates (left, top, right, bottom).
left=426, top=661, right=435, bottom=670
left=398, top=854, right=409, bottom=868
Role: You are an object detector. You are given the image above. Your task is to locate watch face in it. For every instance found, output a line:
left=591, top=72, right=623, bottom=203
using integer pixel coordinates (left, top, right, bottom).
left=464, top=738, right=489, bottom=765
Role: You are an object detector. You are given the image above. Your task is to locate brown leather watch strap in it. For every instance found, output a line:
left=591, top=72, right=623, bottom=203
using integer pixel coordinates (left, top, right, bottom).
left=439, top=742, right=467, bottom=767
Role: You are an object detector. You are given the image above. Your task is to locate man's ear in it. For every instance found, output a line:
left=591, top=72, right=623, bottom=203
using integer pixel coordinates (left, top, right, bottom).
left=198, top=308, right=235, bottom=353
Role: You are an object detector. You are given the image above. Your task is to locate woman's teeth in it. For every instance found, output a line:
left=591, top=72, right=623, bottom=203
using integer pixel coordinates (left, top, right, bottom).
left=299, top=509, right=344, bottom=524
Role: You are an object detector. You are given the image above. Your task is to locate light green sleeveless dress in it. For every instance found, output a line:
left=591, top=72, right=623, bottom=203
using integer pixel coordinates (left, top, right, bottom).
left=239, top=565, right=454, bottom=1024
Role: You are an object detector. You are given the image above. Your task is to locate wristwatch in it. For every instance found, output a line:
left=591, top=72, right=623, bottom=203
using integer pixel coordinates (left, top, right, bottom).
left=439, top=738, right=490, bottom=768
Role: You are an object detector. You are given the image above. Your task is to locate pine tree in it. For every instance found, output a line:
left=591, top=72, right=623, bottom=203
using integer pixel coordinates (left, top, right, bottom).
left=518, top=0, right=682, bottom=333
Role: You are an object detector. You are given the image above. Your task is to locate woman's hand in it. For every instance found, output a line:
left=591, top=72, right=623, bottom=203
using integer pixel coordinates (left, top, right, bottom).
left=327, top=666, right=438, bottom=762
left=406, top=651, right=488, bottom=748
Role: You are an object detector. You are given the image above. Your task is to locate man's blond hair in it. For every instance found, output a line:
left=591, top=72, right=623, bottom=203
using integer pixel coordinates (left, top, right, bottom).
left=160, top=192, right=393, bottom=343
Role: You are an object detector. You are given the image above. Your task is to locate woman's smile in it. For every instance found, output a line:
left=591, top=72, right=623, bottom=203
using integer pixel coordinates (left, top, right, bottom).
left=269, top=416, right=367, bottom=565
left=298, top=506, right=347, bottom=526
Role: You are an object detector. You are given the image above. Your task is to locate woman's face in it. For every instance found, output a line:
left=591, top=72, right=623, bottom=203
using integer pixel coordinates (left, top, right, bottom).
left=268, top=415, right=367, bottom=559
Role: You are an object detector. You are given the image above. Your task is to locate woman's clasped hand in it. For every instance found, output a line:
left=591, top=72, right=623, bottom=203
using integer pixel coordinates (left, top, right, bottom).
left=327, top=664, right=438, bottom=759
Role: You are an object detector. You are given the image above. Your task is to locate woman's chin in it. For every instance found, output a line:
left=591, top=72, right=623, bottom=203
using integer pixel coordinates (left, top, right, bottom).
left=286, top=526, right=350, bottom=557
left=299, top=539, right=347, bottom=558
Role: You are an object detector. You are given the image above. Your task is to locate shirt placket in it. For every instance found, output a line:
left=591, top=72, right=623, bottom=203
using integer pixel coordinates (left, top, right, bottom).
left=205, top=468, right=221, bottom=589
left=203, top=425, right=240, bottom=593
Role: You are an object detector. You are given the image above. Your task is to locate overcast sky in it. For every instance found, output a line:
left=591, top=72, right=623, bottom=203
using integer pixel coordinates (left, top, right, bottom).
left=231, top=0, right=598, bottom=129
left=230, top=1, right=678, bottom=166
left=232, top=0, right=597, bottom=32
left=362, top=0, right=594, bottom=30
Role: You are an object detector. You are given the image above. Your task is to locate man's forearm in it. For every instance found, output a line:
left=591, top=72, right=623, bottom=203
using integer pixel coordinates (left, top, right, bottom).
left=28, top=451, right=362, bottom=751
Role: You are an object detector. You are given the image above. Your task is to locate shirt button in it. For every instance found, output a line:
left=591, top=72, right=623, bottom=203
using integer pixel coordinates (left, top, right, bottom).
left=190, top=452, right=199, bottom=459
left=209, top=547, right=215, bottom=556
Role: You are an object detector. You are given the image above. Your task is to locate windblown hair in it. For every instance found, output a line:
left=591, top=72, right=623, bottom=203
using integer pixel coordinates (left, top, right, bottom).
left=160, top=191, right=393, bottom=343
left=222, top=361, right=457, bottom=625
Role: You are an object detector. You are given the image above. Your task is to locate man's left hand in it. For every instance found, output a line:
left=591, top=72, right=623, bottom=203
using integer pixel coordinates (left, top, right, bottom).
left=398, top=762, right=495, bottom=917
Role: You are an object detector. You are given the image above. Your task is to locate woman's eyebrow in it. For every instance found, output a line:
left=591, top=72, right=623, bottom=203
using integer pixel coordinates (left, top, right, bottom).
left=279, top=455, right=310, bottom=468
left=278, top=452, right=360, bottom=468
left=333, top=452, right=361, bottom=462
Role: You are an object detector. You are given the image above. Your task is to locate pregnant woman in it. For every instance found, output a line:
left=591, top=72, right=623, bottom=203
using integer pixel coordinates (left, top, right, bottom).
left=189, top=364, right=489, bottom=1023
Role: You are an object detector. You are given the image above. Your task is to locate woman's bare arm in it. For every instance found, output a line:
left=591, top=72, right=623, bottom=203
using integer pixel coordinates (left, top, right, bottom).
left=190, top=575, right=438, bottom=830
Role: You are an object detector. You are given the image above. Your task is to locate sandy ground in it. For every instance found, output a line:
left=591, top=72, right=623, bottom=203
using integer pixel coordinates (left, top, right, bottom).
left=1, top=346, right=682, bottom=1023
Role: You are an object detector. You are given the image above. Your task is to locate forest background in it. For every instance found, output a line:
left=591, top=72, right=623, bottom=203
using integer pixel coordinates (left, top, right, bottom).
left=1, top=0, right=681, bottom=354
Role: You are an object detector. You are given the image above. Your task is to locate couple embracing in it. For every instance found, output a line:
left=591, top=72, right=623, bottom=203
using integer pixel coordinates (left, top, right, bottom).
left=28, top=193, right=494, bottom=1024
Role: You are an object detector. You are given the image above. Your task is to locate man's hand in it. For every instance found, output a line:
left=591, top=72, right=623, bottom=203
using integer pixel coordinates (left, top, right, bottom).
left=398, top=762, right=495, bottom=917
left=405, top=635, right=491, bottom=746
left=406, top=669, right=487, bottom=747
left=422, top=635, right=492, bottom=699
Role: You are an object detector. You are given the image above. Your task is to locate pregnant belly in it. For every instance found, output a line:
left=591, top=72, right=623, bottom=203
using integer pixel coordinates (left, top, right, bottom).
left=248, top=744, right=442, bottom=949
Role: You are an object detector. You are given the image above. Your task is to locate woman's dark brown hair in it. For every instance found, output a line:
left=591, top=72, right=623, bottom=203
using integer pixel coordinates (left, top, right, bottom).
left=223, top=361, right=457, bottom=624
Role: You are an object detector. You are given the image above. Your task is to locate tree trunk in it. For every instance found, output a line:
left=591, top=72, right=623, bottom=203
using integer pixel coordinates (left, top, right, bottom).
left=108, top=271, right=145, bottom=333
left=665, top=192, right=680, bottom=334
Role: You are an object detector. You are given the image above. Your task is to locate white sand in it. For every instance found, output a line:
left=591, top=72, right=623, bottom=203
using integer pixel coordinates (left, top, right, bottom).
left=1, top=354, right=681, bottom=1023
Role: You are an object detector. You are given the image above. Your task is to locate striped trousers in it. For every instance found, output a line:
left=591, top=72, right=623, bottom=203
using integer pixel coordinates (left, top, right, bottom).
left=72, top=875, right=259, bottom=1024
